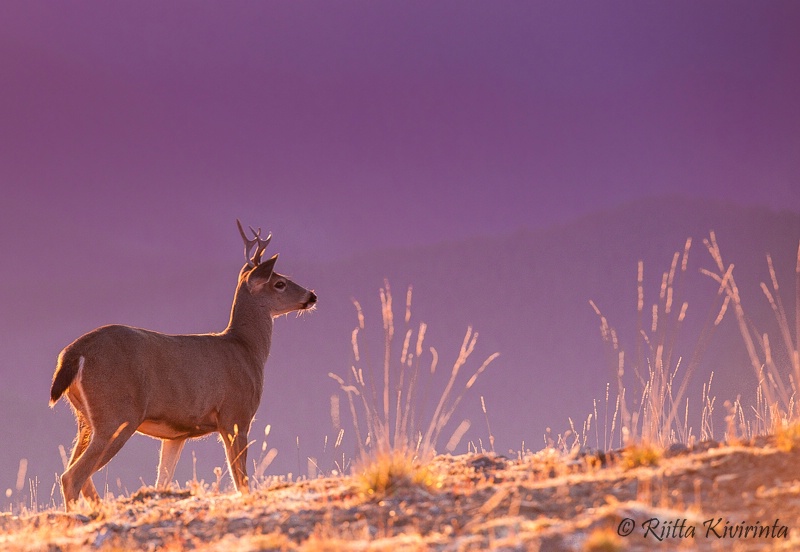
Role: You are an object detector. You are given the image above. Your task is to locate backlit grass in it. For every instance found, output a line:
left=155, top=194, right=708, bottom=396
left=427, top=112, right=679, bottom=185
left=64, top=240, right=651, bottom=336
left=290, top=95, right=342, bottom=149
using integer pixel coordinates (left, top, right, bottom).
left=331, top=281, right=498, bottom=497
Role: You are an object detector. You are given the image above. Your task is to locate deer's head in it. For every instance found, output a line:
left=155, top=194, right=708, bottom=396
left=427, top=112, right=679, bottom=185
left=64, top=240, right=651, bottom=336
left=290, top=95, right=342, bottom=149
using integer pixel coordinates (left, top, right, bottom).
left=236, top=220, right=317, bottom=317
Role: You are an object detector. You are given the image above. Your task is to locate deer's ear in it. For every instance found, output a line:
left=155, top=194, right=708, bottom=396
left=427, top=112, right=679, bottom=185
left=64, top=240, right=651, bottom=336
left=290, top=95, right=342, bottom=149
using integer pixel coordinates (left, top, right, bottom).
left=246, top=254, right=278, bottom=291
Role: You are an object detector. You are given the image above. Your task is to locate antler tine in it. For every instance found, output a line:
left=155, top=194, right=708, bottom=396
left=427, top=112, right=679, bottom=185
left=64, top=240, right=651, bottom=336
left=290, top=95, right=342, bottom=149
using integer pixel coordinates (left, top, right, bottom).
left=236, top=219, right=272, bottom=267
left=252, top=231, right=272, bottom=266
left=237, top=219, right=259, bottom=267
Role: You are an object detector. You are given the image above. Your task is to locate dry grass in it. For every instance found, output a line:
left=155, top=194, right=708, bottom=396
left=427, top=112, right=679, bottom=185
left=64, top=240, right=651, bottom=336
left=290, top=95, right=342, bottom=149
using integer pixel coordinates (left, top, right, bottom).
left=702, top=232, right=800, bottom=435
left=590, top=239, right=718, bottom=449
left=355, top=450, right=437, bottom=497
left=774, top=421, right=800, bottom=452
left=2, top=440, right=799, bottom=551
left=330, top=281, right=498, bottom=498
left=585, top=234, right=800, bottom=462
left=583, top=527, right=624, bottom=552
left=619, top=443, right=661, bottom=470
left=588, top=237, right=725, bottom=452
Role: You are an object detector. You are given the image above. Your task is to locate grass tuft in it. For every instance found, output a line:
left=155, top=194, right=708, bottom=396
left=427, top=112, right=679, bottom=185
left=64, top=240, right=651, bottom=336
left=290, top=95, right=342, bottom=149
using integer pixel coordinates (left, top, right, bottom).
left=588, top=237, right=723, bottom=452
left=331, top=280, right=498, bottom=497
left=355, top=450, right=436, bottom=497
left=702, top=233, right=800, bottom=435
left=583, top=526, right=624, bottom=552
left=774, top=420, right=800, bottom=452
left=620, top=443, right=661, bottom=469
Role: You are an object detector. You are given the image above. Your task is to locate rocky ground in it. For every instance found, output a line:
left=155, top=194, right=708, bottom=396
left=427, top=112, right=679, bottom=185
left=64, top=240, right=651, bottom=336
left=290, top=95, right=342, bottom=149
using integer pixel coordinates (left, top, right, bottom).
left=1, top=436, right=799, bottom=551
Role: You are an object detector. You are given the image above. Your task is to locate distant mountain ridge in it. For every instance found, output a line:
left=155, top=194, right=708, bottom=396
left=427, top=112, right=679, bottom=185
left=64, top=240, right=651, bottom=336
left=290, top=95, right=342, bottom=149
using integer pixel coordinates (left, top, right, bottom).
left=3, top=196, right=799, bottom=504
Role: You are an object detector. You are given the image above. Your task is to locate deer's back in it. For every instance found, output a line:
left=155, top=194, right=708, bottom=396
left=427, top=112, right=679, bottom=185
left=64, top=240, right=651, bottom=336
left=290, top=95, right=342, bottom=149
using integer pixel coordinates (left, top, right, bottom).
left=64, top=324, right=263, bottom=420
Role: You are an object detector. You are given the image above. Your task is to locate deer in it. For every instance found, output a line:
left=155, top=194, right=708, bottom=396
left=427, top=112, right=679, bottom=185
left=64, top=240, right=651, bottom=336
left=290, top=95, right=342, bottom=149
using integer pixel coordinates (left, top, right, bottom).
left=49, top=221, right=316, bottom=510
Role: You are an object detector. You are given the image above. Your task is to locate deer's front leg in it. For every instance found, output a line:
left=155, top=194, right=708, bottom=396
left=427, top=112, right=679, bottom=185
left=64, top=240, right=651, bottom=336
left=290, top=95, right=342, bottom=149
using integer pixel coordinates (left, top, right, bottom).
left=221, top=423, right=251, bottom=493
left=156, top=438, right=186, bottom=490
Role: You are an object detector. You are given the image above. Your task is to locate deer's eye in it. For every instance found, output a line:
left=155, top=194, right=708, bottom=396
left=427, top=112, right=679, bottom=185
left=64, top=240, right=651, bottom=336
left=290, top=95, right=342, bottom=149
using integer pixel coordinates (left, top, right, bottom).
left=274, top=281, right=287, bottom=290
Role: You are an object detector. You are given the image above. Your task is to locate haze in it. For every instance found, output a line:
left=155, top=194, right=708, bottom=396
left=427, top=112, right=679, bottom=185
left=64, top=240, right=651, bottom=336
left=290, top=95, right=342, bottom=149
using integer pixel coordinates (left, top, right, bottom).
left=1, top=2, right=799, bottom=504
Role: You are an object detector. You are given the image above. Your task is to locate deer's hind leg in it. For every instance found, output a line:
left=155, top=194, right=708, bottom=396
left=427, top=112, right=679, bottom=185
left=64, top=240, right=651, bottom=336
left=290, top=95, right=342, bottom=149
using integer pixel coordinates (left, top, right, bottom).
left=66, top=413, right=100, bottom=501
left=61, top=419, right=138, bottom=510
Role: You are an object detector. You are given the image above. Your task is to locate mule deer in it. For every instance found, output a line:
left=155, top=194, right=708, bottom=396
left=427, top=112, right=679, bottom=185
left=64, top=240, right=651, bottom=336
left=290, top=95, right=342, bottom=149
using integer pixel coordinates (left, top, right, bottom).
left=49, top=221, right=316, bottom=510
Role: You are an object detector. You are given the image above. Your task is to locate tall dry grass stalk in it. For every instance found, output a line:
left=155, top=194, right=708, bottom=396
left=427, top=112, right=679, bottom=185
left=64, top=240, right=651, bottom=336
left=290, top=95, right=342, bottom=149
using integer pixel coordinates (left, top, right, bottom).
left=330, top=281, right=499, bottom=471
left=590, top=238, right=726, bottom=449
left=701, top=232, right=800, bottom=433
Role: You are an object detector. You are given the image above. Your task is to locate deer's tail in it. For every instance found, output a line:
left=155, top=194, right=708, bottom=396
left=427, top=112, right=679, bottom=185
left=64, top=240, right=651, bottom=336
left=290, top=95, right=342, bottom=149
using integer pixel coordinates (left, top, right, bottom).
left=50, top=349, right=83, bottom=406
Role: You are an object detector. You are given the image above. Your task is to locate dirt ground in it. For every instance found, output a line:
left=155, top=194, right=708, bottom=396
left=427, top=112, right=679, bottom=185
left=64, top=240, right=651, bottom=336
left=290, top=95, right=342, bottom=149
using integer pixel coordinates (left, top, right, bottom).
left=1, top=437, right=799, bottom=551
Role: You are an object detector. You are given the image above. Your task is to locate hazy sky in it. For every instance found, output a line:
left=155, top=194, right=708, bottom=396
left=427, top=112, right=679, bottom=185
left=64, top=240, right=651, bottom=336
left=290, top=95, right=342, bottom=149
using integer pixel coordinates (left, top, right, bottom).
left=2, top=2, right=800, bottom=499
left=1, top=1, right=799, bottom=265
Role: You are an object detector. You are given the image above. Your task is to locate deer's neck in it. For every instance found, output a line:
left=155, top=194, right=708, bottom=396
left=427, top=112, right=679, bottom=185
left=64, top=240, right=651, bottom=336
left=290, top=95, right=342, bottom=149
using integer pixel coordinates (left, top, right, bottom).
left=225, top=290, right=274, bottom=365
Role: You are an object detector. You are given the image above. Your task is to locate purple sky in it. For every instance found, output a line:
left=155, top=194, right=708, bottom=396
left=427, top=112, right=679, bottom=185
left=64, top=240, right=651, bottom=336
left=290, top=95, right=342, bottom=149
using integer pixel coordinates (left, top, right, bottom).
left=1, top=1, right=799, bottom=265
left=2, top=2, right=800, bottom=498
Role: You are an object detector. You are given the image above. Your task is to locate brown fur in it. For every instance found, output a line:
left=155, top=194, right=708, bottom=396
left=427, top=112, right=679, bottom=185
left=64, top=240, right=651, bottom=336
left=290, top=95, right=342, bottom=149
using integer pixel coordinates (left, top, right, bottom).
left=50, top=252, right=316, bottom=510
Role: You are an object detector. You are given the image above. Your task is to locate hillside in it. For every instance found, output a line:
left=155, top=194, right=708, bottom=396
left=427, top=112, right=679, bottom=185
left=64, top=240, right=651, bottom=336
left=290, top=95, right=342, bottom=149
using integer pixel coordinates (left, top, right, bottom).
left=2, top=438, right=799, bottom=550
left=2, top=196, right=799, bottom=506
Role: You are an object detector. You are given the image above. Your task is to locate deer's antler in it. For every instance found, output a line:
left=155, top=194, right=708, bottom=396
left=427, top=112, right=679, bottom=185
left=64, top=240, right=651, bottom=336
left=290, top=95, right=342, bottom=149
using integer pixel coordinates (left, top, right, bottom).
left=237, top=219, right=272, bottom=267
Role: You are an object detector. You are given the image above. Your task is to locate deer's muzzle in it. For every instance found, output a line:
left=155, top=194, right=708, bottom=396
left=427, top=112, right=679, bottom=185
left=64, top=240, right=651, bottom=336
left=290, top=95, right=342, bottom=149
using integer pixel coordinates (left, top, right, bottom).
left=303, top=292, right=318, bottom=310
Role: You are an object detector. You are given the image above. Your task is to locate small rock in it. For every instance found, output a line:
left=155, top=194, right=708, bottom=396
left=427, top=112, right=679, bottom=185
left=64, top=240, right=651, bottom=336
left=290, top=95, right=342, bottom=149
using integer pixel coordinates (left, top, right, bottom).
left=575, top=447, right=608, bottom=466
left=467, top=454, right=507, bottom=472
left=93, top=528, right=113, bottom=548
left=665, top=443, right=690, bottom=457
left=693, top=440, right=721, bottom=452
